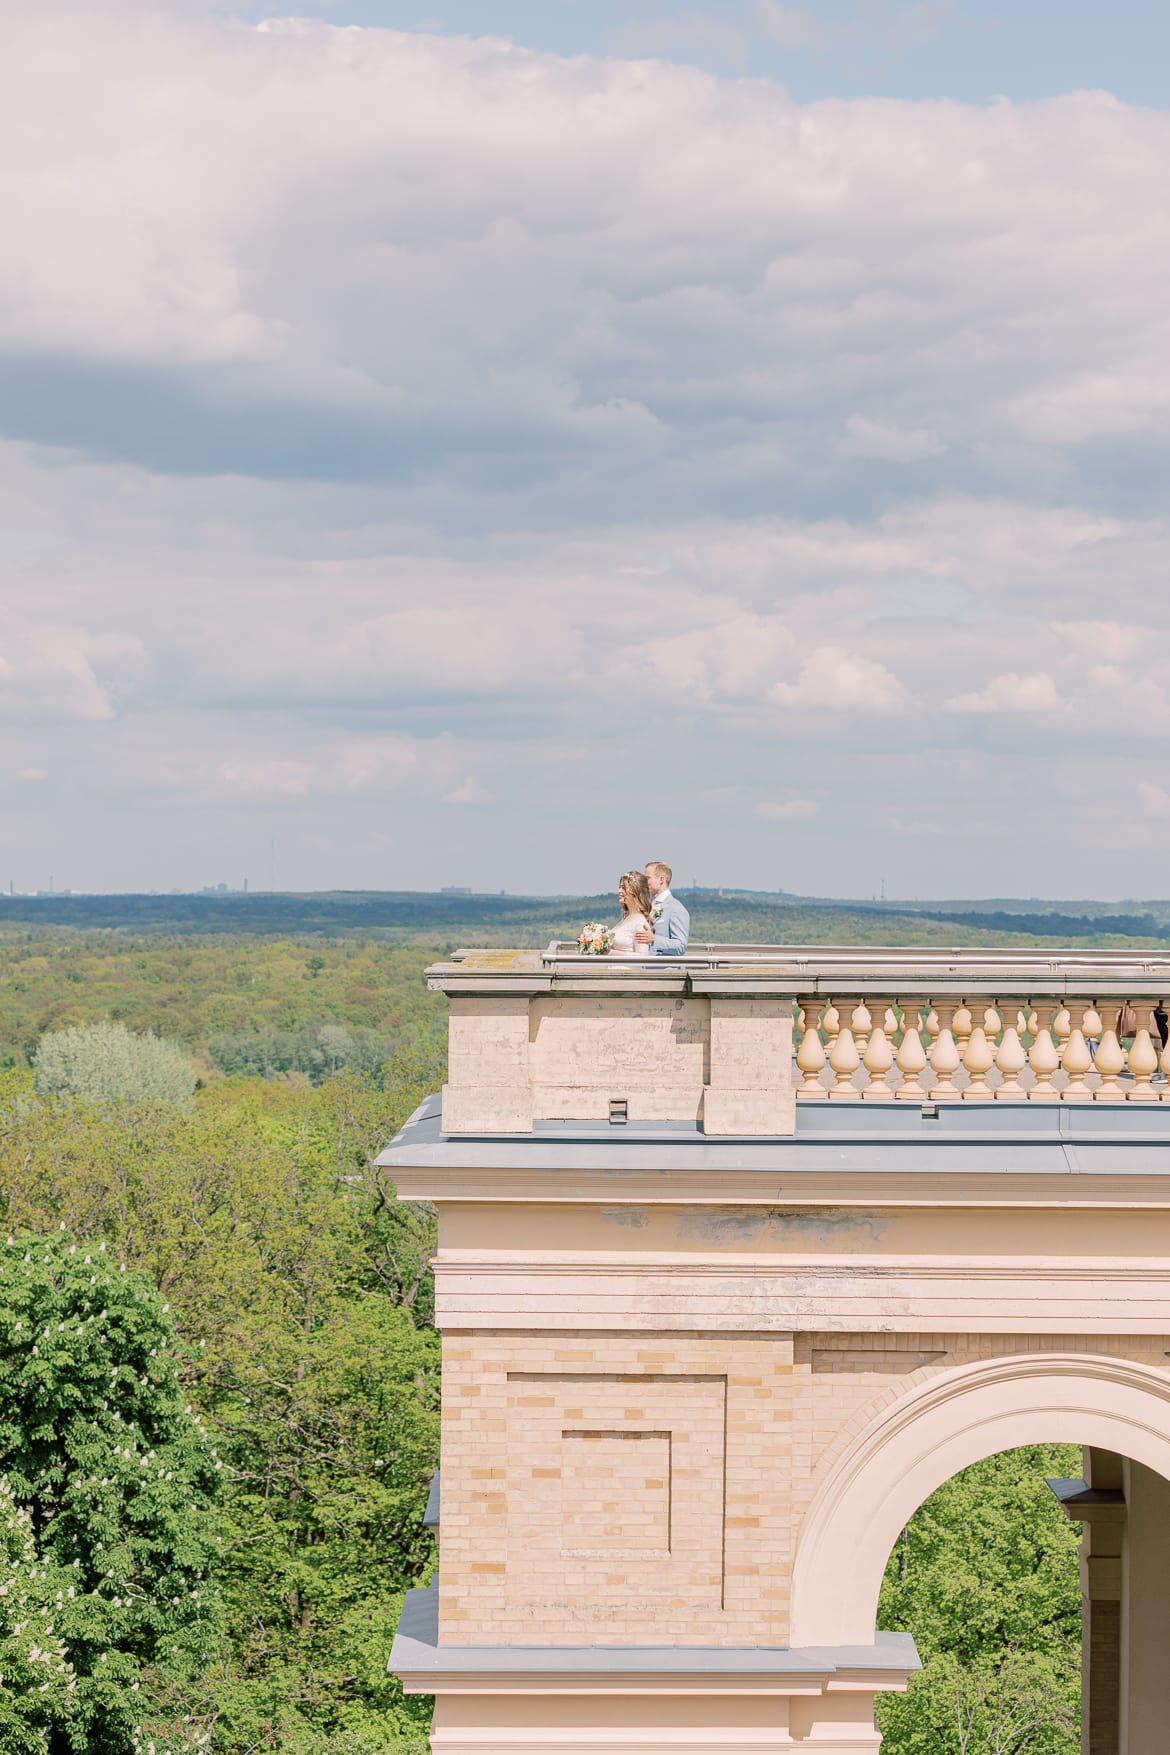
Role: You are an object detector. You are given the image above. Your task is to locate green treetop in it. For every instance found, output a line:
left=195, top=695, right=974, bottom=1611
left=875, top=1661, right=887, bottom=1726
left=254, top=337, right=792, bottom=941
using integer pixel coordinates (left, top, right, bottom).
left=0, top=1231, right=221, bottom=1755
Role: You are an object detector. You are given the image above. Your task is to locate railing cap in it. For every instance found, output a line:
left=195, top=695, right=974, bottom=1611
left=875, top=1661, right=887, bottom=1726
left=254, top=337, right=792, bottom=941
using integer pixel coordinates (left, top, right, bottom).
left=424, top=945, right=1170, bottom=999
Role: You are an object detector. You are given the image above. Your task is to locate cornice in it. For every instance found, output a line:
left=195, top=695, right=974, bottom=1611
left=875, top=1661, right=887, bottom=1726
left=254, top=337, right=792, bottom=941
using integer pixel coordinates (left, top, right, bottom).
left=432, top=1258, right=1170, bottom=1334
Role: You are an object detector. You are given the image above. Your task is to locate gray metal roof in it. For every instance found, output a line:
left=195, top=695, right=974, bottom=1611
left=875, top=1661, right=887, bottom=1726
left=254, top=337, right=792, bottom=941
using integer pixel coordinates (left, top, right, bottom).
left=378, top=1094, right=1170, bottom=1179
left=390, top=1583, right=919, bottom=1679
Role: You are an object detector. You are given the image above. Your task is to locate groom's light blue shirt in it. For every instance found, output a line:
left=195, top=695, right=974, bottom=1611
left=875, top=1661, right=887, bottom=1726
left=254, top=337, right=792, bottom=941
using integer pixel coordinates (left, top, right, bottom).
left=651, top=890, right=690, bottom=956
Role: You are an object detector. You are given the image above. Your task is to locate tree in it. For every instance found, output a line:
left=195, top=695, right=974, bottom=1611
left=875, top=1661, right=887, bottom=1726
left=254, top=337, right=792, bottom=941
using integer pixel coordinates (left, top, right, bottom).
left=33, top=1024, right=196, bottom=1107
left=0, top=1475, right=77, bottom=1755
left=0, top=1231, right=221, bottom=1754
left=877, top=1446, right=1081, bottom=1755
left=0, top=1072, right=442, bottom=1754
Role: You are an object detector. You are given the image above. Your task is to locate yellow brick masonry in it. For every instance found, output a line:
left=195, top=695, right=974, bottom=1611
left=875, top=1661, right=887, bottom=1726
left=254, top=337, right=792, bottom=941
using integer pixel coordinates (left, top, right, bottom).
left=439, top=1331, right=794, bottom=1645
left=438, top=1327, right=1170, bottom=1648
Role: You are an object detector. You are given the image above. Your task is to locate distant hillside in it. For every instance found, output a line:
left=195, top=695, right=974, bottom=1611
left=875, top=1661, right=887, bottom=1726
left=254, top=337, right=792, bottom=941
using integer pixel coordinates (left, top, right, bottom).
left=2, top=888, right=1170, bottom=949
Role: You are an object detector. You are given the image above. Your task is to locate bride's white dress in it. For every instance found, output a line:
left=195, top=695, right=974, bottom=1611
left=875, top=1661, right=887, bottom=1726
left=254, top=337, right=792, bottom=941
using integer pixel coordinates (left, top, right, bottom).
left=612, top=911, right=652, bottom=958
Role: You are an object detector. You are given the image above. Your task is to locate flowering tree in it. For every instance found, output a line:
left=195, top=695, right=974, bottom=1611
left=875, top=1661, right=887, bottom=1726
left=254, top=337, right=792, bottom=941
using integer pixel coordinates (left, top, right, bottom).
left=33, top=1024, right=196, bottom=1108
left=0, top=1475, right=77, bottom=1753
left=0, top=1232, right=220, bottom=1754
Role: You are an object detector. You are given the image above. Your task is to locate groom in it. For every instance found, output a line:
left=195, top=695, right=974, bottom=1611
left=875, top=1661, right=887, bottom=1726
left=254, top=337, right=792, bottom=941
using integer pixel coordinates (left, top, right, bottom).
left=635, top=861, right=690, bottom=956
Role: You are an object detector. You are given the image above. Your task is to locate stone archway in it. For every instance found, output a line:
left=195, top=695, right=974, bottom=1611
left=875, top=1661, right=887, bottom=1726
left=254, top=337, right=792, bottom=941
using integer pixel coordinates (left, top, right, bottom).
left=791, top=1352, right=1170, bottom=1648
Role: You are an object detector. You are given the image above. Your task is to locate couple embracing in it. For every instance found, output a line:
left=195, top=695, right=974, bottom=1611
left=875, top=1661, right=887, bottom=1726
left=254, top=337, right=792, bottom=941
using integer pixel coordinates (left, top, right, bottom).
left=612, top=861, right=690, bottom=958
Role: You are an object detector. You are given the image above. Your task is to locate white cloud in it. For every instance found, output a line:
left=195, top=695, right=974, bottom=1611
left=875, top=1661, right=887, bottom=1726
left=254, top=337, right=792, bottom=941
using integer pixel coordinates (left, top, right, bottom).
left=221, top=759, right=314, bottom=797
left=218, top=737, right=438, bottom=803
left=1, top=9, right=1168, bottom=492
left=1052, top=621, right=1138, bottom=664
left=773, top=646, right=909, bottom=712
left=607, top=612, right=795, bottom=707
left=1138, top=781, right=1170, bottom=819
left=0, top=11, right=1168, bottom=893
left=944, top=671, right=1062, bottom=714
left=840, top=415, right=946, bottom=463
left=0, top=625, right=146, bottom=724
left=443, top=776, right=498, bottom=805
left=755, top=797, right=819, bottom=821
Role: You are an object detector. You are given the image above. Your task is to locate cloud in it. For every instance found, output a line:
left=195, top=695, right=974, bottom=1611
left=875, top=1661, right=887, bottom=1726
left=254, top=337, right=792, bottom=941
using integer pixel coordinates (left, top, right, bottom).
left=0, top=10, right=1168, bottom=895
left=840, top=414, right=946, bottom=463
left=1138, top=781, right=1170, bottom=819
left=755, top=797, right=819, bottom=821
left=773, top=646, right=909, bottom=712
left=0, top=9, right=1167, bottom=514
left=606, top=612, right=795, bottom=707
left=218, top=737, right=438, bottom=803
left=944, top=671, right=1062, bottom=714
left=443, top=776, right=498, bottom=805
left=1052, top=621, right=1138, bottom=664
left=0, top=625, right=146, bottom=724
left=221, top=759, right=314, bottom=797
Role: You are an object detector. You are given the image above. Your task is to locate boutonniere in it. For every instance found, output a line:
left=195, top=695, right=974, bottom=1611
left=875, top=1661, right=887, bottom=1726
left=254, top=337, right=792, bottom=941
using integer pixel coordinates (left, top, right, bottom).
left=652, top=903, right=663, bottom=920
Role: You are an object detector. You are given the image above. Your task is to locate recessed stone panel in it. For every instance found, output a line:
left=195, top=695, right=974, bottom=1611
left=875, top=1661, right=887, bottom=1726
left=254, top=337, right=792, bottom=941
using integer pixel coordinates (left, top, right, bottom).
left=506, top=1372, right=725, bottom=1613
left=561, top=1429, right=671, bottom=1555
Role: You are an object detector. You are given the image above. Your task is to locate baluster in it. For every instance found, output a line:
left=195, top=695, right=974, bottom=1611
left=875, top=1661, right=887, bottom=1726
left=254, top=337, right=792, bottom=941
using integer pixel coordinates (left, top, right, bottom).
left=1128, top=1010, right=1159, bottom=1102
left=1061, top=1002, right=1093, bottom=1102
left=994, top=1003, right=1027, bottom=1100
left=1160, top=1010, right=1170, bottom=1100
left=895, top=998, right=928, bottom=1102
left=953, top=1003, right=973, bottom=1065
left=852, top=1000, right=873, bottom=1066
left=1054, top=1006, right=1071, bottom=1073
left=1094, top=1005, right=1126, bottom=1102
left=862, top=1000, right=894, bottom=1099
left=962, top=1002, right=996, bottom=1100
left=822, top=1001, right=842, bottom=1069
left=828, top=999, right=861, bottom=1100
left=1027, top=1002, right=1060, bottom=1101
left=796, top=999, right=828, bottom=1100
left=929, top=1002, right=961, bottom=1101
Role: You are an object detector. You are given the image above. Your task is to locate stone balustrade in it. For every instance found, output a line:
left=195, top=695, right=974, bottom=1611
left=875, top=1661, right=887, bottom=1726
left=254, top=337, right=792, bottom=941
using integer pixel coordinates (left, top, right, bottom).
left=793, top=994, right=1168, bottom=1104
left=429, top=945, right=1170, bottom=1135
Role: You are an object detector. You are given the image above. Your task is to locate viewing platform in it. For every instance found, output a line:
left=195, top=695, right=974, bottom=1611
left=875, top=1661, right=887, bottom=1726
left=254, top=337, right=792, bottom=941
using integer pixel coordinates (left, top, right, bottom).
left=429, top=943, right=1170, bottom=1136
left=389, top=941, right=1170, bottom=1754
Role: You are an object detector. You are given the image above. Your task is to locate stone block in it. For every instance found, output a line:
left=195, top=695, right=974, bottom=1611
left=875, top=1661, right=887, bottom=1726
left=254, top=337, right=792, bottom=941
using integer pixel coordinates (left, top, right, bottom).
left=441, top=1082, right=533, bottom=1134
left=702, top=1086, right=796, bottom=1136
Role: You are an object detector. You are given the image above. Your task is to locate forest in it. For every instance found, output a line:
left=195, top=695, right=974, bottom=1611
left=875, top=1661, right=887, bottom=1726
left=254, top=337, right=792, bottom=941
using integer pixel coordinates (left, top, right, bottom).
left=0, top=893, right=1119, bottom=1753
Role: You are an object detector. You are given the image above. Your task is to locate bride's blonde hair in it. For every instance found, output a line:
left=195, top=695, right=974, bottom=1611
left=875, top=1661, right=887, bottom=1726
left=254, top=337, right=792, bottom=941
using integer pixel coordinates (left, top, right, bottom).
left=619, top=869, right=654, bottom=919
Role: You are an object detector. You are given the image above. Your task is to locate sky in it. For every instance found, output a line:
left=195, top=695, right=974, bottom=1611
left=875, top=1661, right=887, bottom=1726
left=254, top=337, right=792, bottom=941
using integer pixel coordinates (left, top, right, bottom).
left=1, top=0, right=1169, bottom=899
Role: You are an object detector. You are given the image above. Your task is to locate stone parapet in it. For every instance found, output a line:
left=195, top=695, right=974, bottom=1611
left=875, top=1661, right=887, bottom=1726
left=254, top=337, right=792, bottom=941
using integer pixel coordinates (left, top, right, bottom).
left=430, top=952, right=799, bottom=1137
left=429, top=946, right=1170, bottom=1132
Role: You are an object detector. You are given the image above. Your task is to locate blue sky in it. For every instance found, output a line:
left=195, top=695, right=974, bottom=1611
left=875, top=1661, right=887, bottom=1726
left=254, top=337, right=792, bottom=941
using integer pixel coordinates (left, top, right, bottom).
left=1, top=1, right=1169, bottom=899
left=230, top=0, right=1170, bottom=107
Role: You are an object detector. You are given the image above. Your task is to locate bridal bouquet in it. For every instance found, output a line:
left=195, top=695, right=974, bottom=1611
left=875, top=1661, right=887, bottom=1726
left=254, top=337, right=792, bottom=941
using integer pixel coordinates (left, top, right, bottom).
left=577, top=921, right=613, bottom=955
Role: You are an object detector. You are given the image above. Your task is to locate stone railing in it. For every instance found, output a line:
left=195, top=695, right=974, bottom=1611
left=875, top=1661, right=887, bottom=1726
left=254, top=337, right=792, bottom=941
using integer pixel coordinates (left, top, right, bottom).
left=792, top=993, right=1168, bottom=1104
left=429, top=947, right=1170, bottom=1134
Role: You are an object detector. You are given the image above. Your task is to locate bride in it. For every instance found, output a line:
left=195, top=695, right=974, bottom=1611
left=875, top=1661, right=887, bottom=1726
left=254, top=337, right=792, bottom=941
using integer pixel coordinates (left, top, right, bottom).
left=611, top=869, right=654, bottom=957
